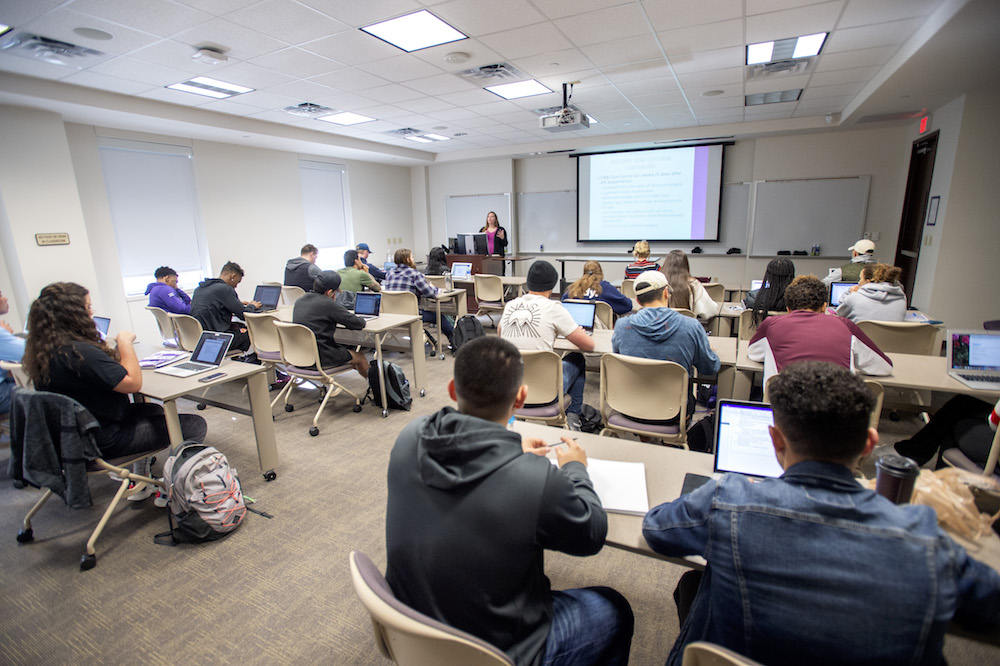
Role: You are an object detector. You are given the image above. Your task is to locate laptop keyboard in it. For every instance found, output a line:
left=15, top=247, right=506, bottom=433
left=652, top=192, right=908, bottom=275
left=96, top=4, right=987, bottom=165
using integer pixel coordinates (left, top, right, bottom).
left=174, top=362, right=208, bottom=371
left=959, top=373, right=1000, bottom=383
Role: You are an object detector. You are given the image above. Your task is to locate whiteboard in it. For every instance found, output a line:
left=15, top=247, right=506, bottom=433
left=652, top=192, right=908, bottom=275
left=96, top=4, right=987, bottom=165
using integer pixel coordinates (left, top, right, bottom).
left=445, top=193, right=512, bottom=242
left=750, top=177, right=869, bottom=257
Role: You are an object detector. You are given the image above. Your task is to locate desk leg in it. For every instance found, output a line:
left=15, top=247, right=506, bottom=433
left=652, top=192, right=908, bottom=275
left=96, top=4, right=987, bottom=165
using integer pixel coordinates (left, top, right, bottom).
left=434, top=300, right=444, bottom=360
left=409, top=319, right=427, bottom=399
left=374, top=331, right=389, bottom=417
left=733, top=368, right=753, bottom=401
left=162, top=400, right=184, bottom=448
left=246, top=370, right=278, bottom=480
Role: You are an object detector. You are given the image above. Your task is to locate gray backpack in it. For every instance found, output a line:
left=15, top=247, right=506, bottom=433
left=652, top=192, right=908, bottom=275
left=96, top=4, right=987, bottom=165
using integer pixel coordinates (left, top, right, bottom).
left=156, top=443, right=246, bottom=544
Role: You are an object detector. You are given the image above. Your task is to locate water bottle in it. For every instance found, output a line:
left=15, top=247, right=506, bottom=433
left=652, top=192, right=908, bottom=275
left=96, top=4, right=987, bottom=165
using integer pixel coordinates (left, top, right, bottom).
left=386, top=249, right=392, bottom=264
left=507, top=415, right=516, bottom=429
left=444, top=269, right=452, bottom=291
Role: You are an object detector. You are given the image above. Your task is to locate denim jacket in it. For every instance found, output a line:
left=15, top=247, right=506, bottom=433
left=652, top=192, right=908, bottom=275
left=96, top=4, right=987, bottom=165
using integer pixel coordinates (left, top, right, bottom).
left=642, top=461, right=1000, bottom=666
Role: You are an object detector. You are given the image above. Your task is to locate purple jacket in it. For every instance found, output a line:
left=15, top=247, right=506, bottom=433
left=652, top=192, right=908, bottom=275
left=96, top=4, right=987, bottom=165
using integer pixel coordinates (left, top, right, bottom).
left=145, top=281, right=191, bottom=314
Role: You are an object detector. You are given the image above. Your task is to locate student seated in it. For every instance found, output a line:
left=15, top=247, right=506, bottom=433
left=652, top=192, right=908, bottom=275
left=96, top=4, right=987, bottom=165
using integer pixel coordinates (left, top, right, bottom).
left=748, top=274, right=892, bottom=382
left=386, top=336, right=633, bottom=666
left=190, top=261, right=261, bottom=352
left=383, top=248, right=453, bottom=342
left=835, top=263, right=906, bottom=323
left=624, top=239, right=660, bottom=279
left=284, top=243, right=322, bottom=292
left=145, top=266, right=191, bottom=314
left=822, top=238, right=876, bottom=286
left=0, top=288, right=25, bottom=416
left=642, top=361, right=1000, bottom=665
left=424, top=245, right=449, bottom=275
left=499, top=261, right=595, bottom=431
left=611, top=271, right=719, bottom=418
left=742, top=257, right=795, bottom=326
left=356, top=243, right=386, bottom=282
left=292, top=271, right=368, bottom=378
left=561, top=260, right=632, bottom=316
left=337, top=249, right=380, bottom=293
left=662, top=249, right=717, bottom=320
left=22, top=282, right=207, bottom=501
left=895, top=395, right=1000, bottom=468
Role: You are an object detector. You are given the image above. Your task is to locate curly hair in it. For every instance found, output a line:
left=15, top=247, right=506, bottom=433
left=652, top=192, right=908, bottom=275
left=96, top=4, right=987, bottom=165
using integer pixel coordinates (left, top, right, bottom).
left=662, top=250, right=694, bottom=310
left=567, top=260, right=604, bottom=299
left=752, top=258, right=796, bottom=325
left=22, top=282, right=117, bottom=385
left=864, top=263, right=903, bottom=284
left=783, top=274, right=827, bottom=312
left=768, top=361, right=875, bottom=462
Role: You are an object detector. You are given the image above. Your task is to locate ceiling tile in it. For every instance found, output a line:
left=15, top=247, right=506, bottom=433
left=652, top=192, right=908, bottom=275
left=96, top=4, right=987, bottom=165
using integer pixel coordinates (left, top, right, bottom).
left=669, top=46, right=743, bottom=75
left=795, top=95, right=852, bottom=111
left=686, top=89, right=744, bottom=109
left=479, top=23, right=574, bottom=61
left=18, top=9, right=161, bottom=55
left=128, top=39, right=219, bottom=74
left=265, top=79, right=338, bottom=101
left=249, top=47, right=345, bottom=79
left=354, top=103, right=411, bottom=118
left=310, top=68, right=391, bottom=92
left=67, top=0, right=213, bottom=38
left=173, top=0, right=256, bottom=17
left=137, top=85, right=217, bottom=106
left=814, top=45, right=897, bottom=72
left=676, top=67, right=743, bottom=88
left=744, top=73, right=810, bottom=95
left=580, top=34, right=663, bottom=68
left=602, top=60, right=676, bottom=83
left=615, top=76, right=680, bottom=96
left=530, top=0, right=630, bottom=20
left=746, top=1, right=844, bottom=43
left=510, top=48, right=594, bottom=79
left=232, top=88, right=306, bottom=110
left=808, top=65, right=879, bottom=87
left=433, top=0, right=547, bottom=37
left=838, top=0, right=944, bottom=28
left=361, top=83, right=426, bottom=103
left=225, top=0, right=350, bottom=45
left=0, top=0, right=62, bottom=25
left=407, top=38, right=505, bottom=73
left=825, top=18, right=923, bottom=54
left=356, top=54, right=444, bottom=82
left=696, top=107, right=747, bottom=120
left=61, top=70, right=156, bottom=95
left=172, top=18, right=289, bottom=60
left=294, top=0, right=424, bottom=28
left=400, top=96, right=456, bottom=113
left=402, top=72, right=477, bottom=95
left=312, top=91, right=379, bottom=110
left=88, top=55, right=201, bottom=86
left=800, top=81, right=863, bottom=99
left=301, top=28, right=401, bottom=66
left=424, top=106, right=481, bottom=121
left=656, top=19, right=743, bottom=56
left=744, top=100, right=797, bottom=114
left=554, top=4, right=651, bottom=47
left=643, top=0, right=743, bottom=32
left=209, top=61, right=296, bottom=89
left=631, top=90, right=688, bottom=108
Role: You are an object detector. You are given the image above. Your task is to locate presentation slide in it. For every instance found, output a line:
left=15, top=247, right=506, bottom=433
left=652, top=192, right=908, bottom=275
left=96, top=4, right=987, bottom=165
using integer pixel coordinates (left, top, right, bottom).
left=577, top=145, right=724, bottom=242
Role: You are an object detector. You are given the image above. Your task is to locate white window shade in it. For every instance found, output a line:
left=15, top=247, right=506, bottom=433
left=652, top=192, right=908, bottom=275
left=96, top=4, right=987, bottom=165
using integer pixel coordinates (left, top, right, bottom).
left=98, top=140, right=207, bottom=281
left=299, top=160, right=350, bottom=250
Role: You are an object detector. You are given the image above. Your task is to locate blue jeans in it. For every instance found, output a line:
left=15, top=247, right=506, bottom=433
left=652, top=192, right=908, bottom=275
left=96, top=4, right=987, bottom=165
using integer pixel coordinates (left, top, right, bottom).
left=543, top=587, right=633, bottom=666
left=421, top=310, right=453, bottom=339
left=562, top=353, right=586, bottom=414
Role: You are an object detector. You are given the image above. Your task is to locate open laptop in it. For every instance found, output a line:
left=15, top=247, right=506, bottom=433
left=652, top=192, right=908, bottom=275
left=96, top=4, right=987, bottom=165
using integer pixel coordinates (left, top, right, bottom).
left=353, top=292, right=381, bottom=320
left=155, top=331, right=233, bottom=378
left=450, top=261, right=473, bottom=280
left=562, top=301, right=597, bottom=334
left=947, top=330, right=1000, bottom=390
left=828, top=281, right=854, bottom=308
left=93, top=315, right=111, bottom=341
left=751, top=279, right=763, bottom=291
left=384, top=261, right=395, bottom=273
left=253, top=285, right=281, bottom=312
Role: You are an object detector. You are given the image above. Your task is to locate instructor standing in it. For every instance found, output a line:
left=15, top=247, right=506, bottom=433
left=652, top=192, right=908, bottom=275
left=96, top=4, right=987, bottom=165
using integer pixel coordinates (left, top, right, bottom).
left=480, top=211, right=508, bottom=275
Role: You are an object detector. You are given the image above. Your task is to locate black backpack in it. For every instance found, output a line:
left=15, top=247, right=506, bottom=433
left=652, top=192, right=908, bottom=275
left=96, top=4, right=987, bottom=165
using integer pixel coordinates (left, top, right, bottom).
left=451, top=315, right=485, bottom=353
left=365, top=359, right=412, bottom=411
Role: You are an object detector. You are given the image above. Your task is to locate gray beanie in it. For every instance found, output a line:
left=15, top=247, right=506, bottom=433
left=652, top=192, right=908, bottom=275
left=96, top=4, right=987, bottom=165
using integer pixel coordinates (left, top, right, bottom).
left=526, top=261, right=558, bottom=292
left=313, top=270, right=342, bottom=294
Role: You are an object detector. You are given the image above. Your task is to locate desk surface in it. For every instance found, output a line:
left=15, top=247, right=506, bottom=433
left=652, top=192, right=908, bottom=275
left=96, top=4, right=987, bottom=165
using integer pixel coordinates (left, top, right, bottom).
left=137, top=345, right=266, bottom=401
left=554, top=330, right=736, bottom=365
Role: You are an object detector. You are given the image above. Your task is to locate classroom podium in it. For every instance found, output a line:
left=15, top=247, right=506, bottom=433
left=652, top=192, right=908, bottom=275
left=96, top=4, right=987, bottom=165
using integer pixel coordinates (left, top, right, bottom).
left=446, top=254, right=504, bottom=311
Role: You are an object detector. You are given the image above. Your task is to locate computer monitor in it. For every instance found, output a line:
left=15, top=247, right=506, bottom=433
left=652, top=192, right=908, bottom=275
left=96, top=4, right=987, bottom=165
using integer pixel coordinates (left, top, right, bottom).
left=458, top=232, right=489, bottom=255
left=448, top=237, right=459, bottom=254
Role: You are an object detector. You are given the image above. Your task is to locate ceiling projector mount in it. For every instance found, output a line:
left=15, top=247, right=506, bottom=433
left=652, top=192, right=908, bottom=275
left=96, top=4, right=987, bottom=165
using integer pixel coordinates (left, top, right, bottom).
left=538, top=82, right=589, bottom=133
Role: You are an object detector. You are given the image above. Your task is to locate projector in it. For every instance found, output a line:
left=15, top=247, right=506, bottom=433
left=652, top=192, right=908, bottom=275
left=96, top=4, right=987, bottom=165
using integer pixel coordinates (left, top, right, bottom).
left=539, top=109, right=589, bottom=132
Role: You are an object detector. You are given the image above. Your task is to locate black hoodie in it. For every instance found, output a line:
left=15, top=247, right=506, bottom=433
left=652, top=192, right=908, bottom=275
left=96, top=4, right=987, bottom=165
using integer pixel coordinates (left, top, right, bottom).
left=385, top=408, right=606, bottom=666
left=190, top=278, right=253, bottom=333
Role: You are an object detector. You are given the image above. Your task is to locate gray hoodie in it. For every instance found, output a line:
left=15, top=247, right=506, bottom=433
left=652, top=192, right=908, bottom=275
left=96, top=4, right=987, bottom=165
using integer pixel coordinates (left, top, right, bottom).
left=836, top=282, right=907, bottom=323
left=611, top=307, right=720, bottom=378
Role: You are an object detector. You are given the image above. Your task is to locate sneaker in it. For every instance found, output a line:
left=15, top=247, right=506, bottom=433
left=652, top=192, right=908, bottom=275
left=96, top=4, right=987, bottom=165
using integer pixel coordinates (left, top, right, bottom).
left=126, top=481, right=156, bottom=502
left=153, top=480, right=169, bottom=508
left=566, top=412, right=583, bottom=432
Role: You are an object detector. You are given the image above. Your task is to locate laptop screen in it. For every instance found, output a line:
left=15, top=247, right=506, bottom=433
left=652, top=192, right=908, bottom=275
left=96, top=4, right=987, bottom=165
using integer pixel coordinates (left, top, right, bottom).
left=751, top=279, right=763, bottom=291
left=384, top=261, right=395, bottom=273
left=192, top=331, right=233, bottom=365
left=451, top=262, right=472, bottom=280
left=713, top=400, right=784, bottom=479
left=354, top=292, right=381, bottom=317
left=828, top=281, right=854, bottom=308
left=562, top=301, right=597, bottom=330
left=950, top=331, right=1000, bottom=372
left=254, top=285, right=281, bottom=309
left=93, top=316, right=111, bottom=340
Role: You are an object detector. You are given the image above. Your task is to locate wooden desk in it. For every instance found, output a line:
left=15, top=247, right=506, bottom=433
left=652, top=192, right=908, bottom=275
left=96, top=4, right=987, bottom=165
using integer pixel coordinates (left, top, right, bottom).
left=138, top=352, right=278, bottom=481
left=421, top=288, right=467, bottom=360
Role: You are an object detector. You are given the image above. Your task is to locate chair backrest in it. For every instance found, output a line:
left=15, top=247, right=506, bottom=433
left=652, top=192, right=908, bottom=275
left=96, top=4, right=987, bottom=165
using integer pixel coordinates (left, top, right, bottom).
left=520, top=350, right=565, bottom=407
left=273, top=321, right=325, bottom=373
left=672, top=307, right=696, bottom=318
left=703, top=282, right=725, bottom=304
left=349, top=551, right=514, bottom=666
left=244, top=312, right=281, bottom=355
left=281, top=285, right=306, bottom=306
left=738, top=310, right=785, bottom=342
left=0, top=361, right=31, bottom=388
left=425, top=275, right=447, bottom=289
left=473, top=274, right=505, bottom=304
left=856, top=320, right=939, bottom=355
left=167, top=313, right=204, bottom=352
left=682, top=641, right=763, bottom=666
left=985, top=320, right=1000, bottom=331
left=600, top=353, right=688, bottom=423
left=620, top=279, right=636, bottom=299
left=381, top=290, right=420, bottom=316
left=145, top=306, right=177, bottom=344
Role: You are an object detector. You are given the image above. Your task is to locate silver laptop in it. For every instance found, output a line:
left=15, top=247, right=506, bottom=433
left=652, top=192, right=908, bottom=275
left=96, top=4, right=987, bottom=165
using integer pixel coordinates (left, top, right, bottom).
left=562, top=301, right=597, bottom=333
left=947, top=330, right=1000, bottom=390
left=828, top=281, right=854, bottom=308
left=450, top=262, right=472, bottom=280
left=353, top=292, right=381, bottom=320
left=253, top=285, right=281, bottom=311
left=156, top=331, right=233, bottom=378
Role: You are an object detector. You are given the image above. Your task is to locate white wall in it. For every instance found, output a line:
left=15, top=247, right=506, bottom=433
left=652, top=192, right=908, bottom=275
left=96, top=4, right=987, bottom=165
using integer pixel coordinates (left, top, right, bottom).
left=425, top=158, right=514, bottom=259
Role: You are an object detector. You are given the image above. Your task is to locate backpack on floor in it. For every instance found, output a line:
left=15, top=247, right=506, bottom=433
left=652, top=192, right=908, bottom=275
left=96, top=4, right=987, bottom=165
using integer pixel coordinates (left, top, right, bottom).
left=450, top=315, right=485, bottom=353
left=155, top=443, right=246, bottom=545
left=578, top=404, right=603, bottom=434
left=365, top=359, right=412, bottom=411
left=685, top=412, right=715, bottom=453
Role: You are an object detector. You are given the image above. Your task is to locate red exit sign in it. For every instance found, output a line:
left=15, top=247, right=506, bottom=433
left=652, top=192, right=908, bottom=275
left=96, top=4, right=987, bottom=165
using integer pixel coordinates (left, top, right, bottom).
left=919, top=115, right=932, bottom=134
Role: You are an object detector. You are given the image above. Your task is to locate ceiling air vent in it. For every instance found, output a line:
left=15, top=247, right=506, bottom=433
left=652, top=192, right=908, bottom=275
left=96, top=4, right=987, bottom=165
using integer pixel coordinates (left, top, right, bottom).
left=745, top=58, right=814, bottom=81
left=457, top=62, right=526, bottom=84
left=282, top=102, right=335, bottom=117
left=385, top=128, right=424, bottom=137
left=0, top=33, right=104, bottom=67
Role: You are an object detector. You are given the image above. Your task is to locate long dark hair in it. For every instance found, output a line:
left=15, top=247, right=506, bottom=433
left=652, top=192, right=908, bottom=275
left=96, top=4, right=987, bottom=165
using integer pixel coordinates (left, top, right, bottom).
left=752, top=258, right=795, bottom=325
left=22, top=282, right=116, bottom=384
left=662, top=250, right=693, bottom=309
left=426, top=246, right=449, bottom=275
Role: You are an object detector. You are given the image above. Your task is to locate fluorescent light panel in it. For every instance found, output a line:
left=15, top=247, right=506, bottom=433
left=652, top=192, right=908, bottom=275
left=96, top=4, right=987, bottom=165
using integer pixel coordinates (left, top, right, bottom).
left=485, top=80, right=552, bottom=100
left=317, top=112, right=375, bottom=125
left=361, top=10, right=466, bottom=53
left=422, top=133, right=450, bottom=141
left=166, top=76, right=253, bottom=98
left=746, top=41, right=773, bottom=65
left=745, top=89, right=802, bottom=106
left=746, top=33, right=826, bottom=64
left=405, top=135, right=433, bottom=143
left=0, top=23, right=12, bottom=38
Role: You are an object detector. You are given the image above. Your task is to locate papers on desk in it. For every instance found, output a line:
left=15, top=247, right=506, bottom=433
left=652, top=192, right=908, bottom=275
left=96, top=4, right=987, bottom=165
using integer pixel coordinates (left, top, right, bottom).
left=552, top=457, right=650, bottom=515
left=139, top=350, right=189, bottom=368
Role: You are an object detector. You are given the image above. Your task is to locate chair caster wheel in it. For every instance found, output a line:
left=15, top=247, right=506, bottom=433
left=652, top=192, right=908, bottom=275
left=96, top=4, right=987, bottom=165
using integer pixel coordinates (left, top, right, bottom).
left=197, top=404, right=206, bottom=410
left=263, top=470, right=277, bottom=482
left=439, top=354, right=445, bottom=360
left=16, top=528, right=33, bottom=543
left=13, top=479, right=26, bottom=489
left=80, top=553, right=97, bottom=571
left=419, top=389, right=426, bottom=398
left=309, top=427, right=319, bottom=437
left=285, top=404, right=294, bottom=412
left=382, top=409, right=388, bottom=418
left=353, top=404, right=362, bottom=413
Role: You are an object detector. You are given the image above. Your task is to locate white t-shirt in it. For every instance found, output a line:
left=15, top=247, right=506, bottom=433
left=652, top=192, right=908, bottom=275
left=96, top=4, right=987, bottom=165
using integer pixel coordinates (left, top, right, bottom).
left=499, top=294, right=579, bottom=351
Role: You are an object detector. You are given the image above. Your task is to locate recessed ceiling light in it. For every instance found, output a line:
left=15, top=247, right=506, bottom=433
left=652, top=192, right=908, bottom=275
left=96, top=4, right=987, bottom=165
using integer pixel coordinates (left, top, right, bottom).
left=746, top=42, right=773, bottom=65
left=361, top=10, right=467, bottom=53
left=745, top=89, right=802, bottom=106
left=747, top=33, right=827, bottom=65
left=586, top=115, right=599, bottom=124
left=317, top=111, right=376, bottom=125
left=0, top=24, right=11, bottom=38
left=73, top=26, right=113, bottom=41
left=166, top=76, right=253, bottom=99
left=702, top=90, right=725, bottom=97
left=405, top=135, right=433, bottom=143
left=423, top=133, right=450, bottom=141
left=793, top=33, right=827, bottom=58
left=485, top=79, right=552, bottom=100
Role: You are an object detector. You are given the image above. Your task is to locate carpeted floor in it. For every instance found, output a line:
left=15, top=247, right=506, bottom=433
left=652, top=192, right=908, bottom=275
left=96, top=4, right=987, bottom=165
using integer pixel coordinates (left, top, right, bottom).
left=1, top=334, right=997, bottom=665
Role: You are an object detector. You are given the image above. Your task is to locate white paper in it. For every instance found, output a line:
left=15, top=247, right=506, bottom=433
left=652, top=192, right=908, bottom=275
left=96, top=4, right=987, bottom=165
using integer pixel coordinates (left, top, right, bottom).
left=553, top=457, right=649, bottom=515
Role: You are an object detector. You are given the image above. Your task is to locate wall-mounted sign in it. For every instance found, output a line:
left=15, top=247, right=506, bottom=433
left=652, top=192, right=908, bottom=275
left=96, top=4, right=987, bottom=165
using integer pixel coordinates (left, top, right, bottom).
left=35, top=233, right=70, bottom=246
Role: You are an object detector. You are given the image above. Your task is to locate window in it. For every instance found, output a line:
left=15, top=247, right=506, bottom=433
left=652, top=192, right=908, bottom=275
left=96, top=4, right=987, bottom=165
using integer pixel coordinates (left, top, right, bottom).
left=299, top=160, right=352, bottom=269
left=97, top=138, right=209, bottom=295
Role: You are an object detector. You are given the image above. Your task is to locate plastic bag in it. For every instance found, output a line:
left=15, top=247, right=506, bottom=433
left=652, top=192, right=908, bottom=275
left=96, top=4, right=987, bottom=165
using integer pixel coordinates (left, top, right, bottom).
left=910, top=468, right=1000, bottom=541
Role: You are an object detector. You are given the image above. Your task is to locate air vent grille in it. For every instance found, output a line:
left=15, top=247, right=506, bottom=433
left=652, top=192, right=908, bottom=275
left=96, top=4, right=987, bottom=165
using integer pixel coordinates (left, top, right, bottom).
left=457, top=62, right=526, bottom=83
left=283, top=102, right=335, bottom=117
left=0, top=33, right=104, bottom=67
